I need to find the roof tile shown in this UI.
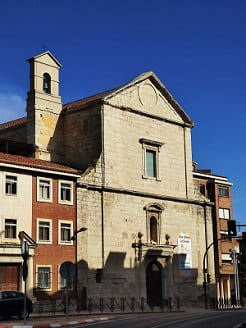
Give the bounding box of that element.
[0,152,80,175]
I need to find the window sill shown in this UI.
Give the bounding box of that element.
[58,201,73,206]
[36,288,52,292]
[142,175,161,182]
[37,240,52,245]
[2,238,18,243]
[37,198,52,203]
[58,241,73,246]
[4,194,19,198]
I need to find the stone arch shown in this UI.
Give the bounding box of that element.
[146,260,163,306]
[43,73,51,94]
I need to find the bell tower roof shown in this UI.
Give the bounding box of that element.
[27,51,62,68]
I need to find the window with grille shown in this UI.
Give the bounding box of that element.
[38,220,51,243]
[4,219,17,239]
[37,267,51,289]
[5,175,17,195]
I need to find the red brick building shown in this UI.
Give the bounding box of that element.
[193,162,236,304]
[0,151,79,303]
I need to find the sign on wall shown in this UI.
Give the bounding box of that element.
[178,233,192,269]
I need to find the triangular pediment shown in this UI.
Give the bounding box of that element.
[103,72,193,126]
[28,51,62,68]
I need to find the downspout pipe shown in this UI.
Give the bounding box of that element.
[101,104,105,268]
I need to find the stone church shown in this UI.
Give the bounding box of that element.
[0,52,215,308]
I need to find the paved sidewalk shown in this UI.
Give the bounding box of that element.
[0,314,118,328]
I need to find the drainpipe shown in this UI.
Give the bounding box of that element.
[101,104,105,268]
[183,126,188,199]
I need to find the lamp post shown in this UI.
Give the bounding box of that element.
[70,227,87,241]
[230,249,240,307]
[21,241,29,325]
[202,238,224,309]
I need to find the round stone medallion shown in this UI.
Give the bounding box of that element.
[138,83,158,108]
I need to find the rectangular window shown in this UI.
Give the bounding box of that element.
[38,220,51,243]
[38,178,52,202]
[200,184,205,196]
[221,253,232,264]
[59,181,73,204]
[146,149,157,178]
[5,175,17,195]
[140,138,163,181]
[37,266,51,289]
[220,230,228,240]
[4,219,17,239]
[219,208,230,219]
[218,186,229,197]
[59,221,73,244]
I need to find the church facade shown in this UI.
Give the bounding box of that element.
[0,52,216,308]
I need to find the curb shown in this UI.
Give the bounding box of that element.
[0,316,115,328]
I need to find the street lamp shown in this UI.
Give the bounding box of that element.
[70,227,87,241]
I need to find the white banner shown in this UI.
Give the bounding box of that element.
[178,233,192,269]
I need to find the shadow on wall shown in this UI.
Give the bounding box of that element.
[47,107,103,170]
[27,250,218,313]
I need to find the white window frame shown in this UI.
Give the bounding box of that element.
[37,177,52,203]
[58,220,73,245]
[4,174,18,196]
[58,180,73,205]
[219,208,230,219]
[218,185,229,197]
[58,265,73,290]
[37,218,52,244]
[140,138,163,181]
[221,253,232,264]
[36,265,52,291]
[3,218,18,241]
[220,230,228,240]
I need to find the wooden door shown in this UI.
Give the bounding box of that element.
[0,264,20,290]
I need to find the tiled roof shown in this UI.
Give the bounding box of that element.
[62,89,114,111]
[0,152,80,176]
[0,90,113,130]
[0,117,27,130]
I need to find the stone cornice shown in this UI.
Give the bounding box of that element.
[103,100,193,128]
[77,182,214,207]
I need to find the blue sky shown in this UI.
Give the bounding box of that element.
[0,0,246,225]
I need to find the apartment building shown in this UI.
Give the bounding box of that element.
[0,151,79,302]
[193,162,235,303]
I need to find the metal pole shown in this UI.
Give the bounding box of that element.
[203,238,222,309]
[65,280,69,320]
[233,251,238,306]
[24,278,27,325]
[235,253,240,306]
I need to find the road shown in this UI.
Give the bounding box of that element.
[0,310,245,328]
[72,310,246,328]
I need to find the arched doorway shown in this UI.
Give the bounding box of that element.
[146,260,162,306]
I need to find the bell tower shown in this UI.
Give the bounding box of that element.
[26,51,63,161]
